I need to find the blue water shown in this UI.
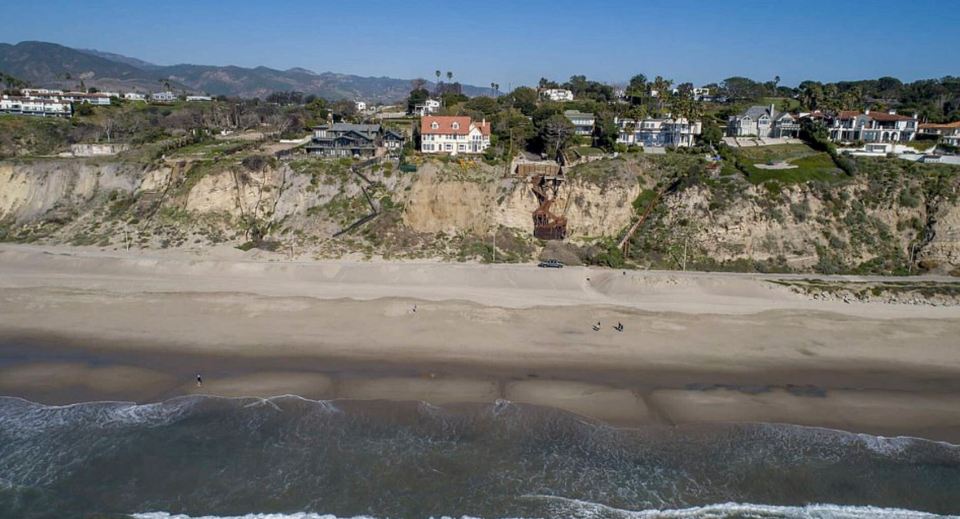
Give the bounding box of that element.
[1,395,958,518]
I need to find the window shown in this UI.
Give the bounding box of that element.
[445,144,452,151]
[458,144,465,151]
[451,122,460,130]
[431,122,439,129]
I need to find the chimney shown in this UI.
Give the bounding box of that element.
[865,109,870,115]
[889,109,897,115]
[770,103,776,118]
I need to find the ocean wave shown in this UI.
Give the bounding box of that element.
[130,501,960,519]
[526,496,959,518]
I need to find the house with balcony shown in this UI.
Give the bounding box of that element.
[564,110,595,136]
[124,92,147,102]
[919,121,960,147]
[616,117,702,148]
[727,104,799,138]
[419,115,491,155]
[824,110,917,143]
[540,88,574,102]
[413,98,441,116]
[151,91,177,103]
[305,123,385,158]
[383,128,405,152]
[0,94,72,117]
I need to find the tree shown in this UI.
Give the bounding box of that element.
[700,120,724,147]
[406,87,429,114]
[537,113,575,157]
[626,74,648,105]
[721,76,761,100]
[446,71,453,83]
[465,96,499,118]
[592,112,619,151]
[651,76,673,114]
[538,77,559,89]
[505,86,539,116]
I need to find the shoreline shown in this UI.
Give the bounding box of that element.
[2,244,960,443]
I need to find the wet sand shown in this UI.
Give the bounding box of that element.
[1,244,960,442]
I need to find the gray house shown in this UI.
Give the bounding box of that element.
[727,104,799,138]
[305,123,384,158]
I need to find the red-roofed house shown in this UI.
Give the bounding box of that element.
[420,115,491,154]
[919,121,960,147]
[823,109,918,143]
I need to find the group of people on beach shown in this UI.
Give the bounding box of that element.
[593,321,624,332]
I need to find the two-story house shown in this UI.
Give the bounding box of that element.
[419,115,491,155]
[616,117,702,148]
[151,91,177,103]
[564,110,595,136]
[413,99,441,116]
[727,104,799,138]
[540,88,574,102]
[825,110,918,143]
[919,121,960,147]
[305,123,385,158]
[0,94,72,117]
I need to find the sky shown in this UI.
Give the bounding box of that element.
[4,0,958,88]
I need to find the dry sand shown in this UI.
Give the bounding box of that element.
[1,244,959,441]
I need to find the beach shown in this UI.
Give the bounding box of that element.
[1,243,960,442]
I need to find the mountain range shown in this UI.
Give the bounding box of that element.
[0,41,491,102]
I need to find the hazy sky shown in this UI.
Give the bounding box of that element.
[5,0,958,88]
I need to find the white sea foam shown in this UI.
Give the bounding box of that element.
[521,495,959,518]
[130,501,960,519]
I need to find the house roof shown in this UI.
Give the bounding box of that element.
[920,121,960,130]
[420,115,490,136]
[866,111,913,121]
[564,110,594,118]
[837,110,913,121]
[313,123,381,133]
[742,105,772,119]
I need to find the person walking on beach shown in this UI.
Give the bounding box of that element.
[196,373,203,387]
[616,322,624,332]
[593,321,601,331]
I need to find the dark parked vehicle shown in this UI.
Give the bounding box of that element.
[538,259,564,268]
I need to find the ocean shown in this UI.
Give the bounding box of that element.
[0,395,958,518]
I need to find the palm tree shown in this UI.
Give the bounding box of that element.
[446,71,453,83]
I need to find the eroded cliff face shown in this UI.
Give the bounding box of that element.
[1,154,958,273]
[0,160,140,223]
[402,161,642,239]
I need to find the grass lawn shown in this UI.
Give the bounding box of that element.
[742,152,842,184]
[572,146,604,157]
[735,143,818,163]
[902,139,939,152]
[731,143,843,185]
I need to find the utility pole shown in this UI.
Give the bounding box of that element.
[492,225,497,263]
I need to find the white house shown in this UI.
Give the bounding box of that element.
[77,93,113,105]
[124,92,147,102]
[692,87,712,102]
[413,98,441,116]
[919,121,960,147]
[151,91,177,103]
[823,110,918,143]
[540,88,574,102]
[186,95,212,102]
[727,104,800,138]
[420,115,491,155]
[355,100,367,112]
[0,94,72,117]
[21,88,64,98]
[564,110,595,136]
[616,117,702,148]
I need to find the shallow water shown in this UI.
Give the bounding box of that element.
[1,395,958,518]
